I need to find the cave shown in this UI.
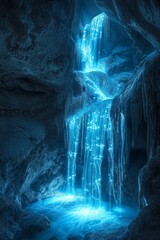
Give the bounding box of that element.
[1,0,160,240]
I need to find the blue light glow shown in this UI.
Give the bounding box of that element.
[66,99,114,206]
[24,12,137,240]
[28,195,136,240]
[66,12,125,208]
[66,13,115,207]
[69,205,110,221]
[83,75,107,101]
[51,194,77,203]
[113,207,126,213]
[79,13,107,72]
[82,101,113,206]
[66,116,81,195]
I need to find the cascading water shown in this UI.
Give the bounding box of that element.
[81,13,106,72]
[66,13,117,207]
[67,99,113,207]
[25,11,138,240]
[82,100,112,207]
[66,116,81,195]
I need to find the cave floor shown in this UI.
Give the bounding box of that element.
[27,193,137,240]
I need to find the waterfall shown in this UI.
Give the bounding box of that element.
[67,99,113,206]
[82,101,112,207]
[80,13,106,72]
[66,115,81,195]
[66,13,117,207]
[107,104,114,206]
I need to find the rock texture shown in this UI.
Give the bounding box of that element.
[0,0,75,199]
[111,52,159,207]
[15,211,50,240]
[0,197,22,240]
[95,0,159,51]
[0,0,75,239]
[94,0,160,239]
[121,155,160,240]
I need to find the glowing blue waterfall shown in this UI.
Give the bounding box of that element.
[67,13,115,207]
[107,106,114,206]
[67,99,113,206]
[82,101,113,206]
[66,116,81,194]
[80,13,106,72]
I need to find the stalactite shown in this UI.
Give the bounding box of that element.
[111,99,129,205]
[142,53,158,160]
[110,60,147,205]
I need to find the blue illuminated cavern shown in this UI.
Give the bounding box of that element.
[1,1,160,240]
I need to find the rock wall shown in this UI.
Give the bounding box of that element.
[111,52,159,207]
[95,0,160,51]
[95,0,160,238]
[0,0,76,239]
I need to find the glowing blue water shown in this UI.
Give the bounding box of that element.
[66,116,81,194]
[28,194,136,240]
[80,13,107,72]
[82,101,112,207]
[107,104,114,206]
[67,13,116,207]
[67,101,115,206]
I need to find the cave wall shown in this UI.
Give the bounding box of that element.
[95,0,160,51]
[94,0,160,239]
[0,0,76,239]
[0,0,76,203]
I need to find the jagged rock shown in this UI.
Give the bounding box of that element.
[110,51,160,206]
[0,0,75,239]
[0,197,22,240]
[84,228,126,240]
[95,0,159,51]
[15,211,50,240]
[121,155,160,240]
[0,0,75,203]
